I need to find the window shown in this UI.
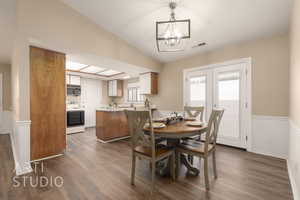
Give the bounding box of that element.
[127,87,144,102]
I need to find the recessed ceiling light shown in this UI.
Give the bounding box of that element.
[66,61,88,71]
[98,69,121,76]
[81,66,106,73]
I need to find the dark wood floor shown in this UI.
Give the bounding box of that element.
[0,129,294,200]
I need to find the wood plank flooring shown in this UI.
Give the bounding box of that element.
[0,129,294,200]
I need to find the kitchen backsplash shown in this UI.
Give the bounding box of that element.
[66,95,81,106]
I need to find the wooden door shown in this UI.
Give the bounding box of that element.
[30,46,66,160]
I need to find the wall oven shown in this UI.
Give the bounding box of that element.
[67,110,85,127]
[67,110,85,134]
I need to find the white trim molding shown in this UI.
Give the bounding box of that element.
[10,120,32,175]
[251,115,289,159]
[288,120,300,200]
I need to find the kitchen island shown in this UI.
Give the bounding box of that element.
[96,109,132,142]
[96,107,157,143]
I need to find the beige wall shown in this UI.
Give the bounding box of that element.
[17,0,161,72]
[12,0,162,121]
[0,64,11,110]
[289,0,300,198]
[101,80,110,105]
[151,33,290,116]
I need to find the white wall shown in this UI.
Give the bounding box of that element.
[289,0,300,199]
[81,78,103,127]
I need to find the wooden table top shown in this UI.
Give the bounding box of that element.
[144,121,207,139]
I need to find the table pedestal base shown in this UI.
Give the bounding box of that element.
[155,138,200,177]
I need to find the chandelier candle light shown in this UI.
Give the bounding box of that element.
[156,1,191,52]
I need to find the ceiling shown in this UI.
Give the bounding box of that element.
[62,0,292,63]
[0,0,16,64]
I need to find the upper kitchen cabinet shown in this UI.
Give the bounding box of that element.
[108,80,123,97]
[139,72,158,95]
[66,74,81,86]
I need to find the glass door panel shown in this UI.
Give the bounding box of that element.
[217,71,240,140]
[185,70,212,121]
[189,76,206,107]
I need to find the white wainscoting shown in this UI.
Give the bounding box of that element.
[252,115,289,159]
[0,111,13,134]
[155,111,289,159]
[10,120,32,175]
[288,120,300,200]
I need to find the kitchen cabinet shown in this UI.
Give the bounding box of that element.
[108,80,123,97]
[70,75,81,85]
[66,74,81,86]
[96,110,129,142]
[139,72,158,95]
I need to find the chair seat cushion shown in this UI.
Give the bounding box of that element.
[179,140,214,154]
[134,145,172,157]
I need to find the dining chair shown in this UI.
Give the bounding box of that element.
[176,108,224,190]
[183,106,205,162]
[125,110,175,195]
[184,106,205,121]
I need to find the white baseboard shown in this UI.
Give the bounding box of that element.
[10,120,32,176]
[97,136,130,143]
[0,111,13,134]
[251,115,289,159]
[288,120,300,200]
[288,159,300,200]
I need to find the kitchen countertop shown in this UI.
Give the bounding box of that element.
[96,107,157,112]
[96,108,135,112]
[67,108,85,111]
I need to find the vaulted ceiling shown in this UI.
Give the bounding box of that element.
[0,0,293,64]
[62,0,292,63]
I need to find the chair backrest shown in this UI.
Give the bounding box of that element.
[184,106,205,121]
[204,109,224,154]
[125,110,155,157]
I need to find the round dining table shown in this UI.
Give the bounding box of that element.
[144,120,207,176]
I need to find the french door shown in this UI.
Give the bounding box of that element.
[184,60,251,149]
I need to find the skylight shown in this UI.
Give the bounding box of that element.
[66,61,88,71]
[81,66,106,73]
[98,69,121,76]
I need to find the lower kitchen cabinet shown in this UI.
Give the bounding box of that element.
[96,110,129,142]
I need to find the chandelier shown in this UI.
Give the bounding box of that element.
[156,1,191,52]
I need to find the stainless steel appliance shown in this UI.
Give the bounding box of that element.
[67,85,81,96]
